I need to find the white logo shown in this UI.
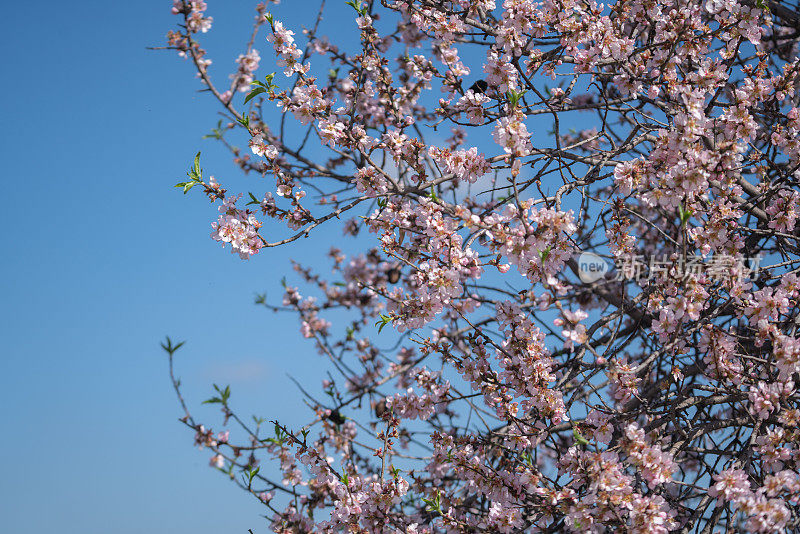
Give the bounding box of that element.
[577,252,609,283]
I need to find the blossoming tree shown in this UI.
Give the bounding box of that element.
[160,0,800,531]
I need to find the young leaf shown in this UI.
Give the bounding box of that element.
[246,466,260,486]
[422,491,442,515]
[678,204,692,226]
[160,337,185,355]
[345,0,366,15]
[191,152,201,177]
[175,181,197,194]
[375,314,392,334]
[572,426,589,446]
[244,86,266,105]
[539,245,552,262]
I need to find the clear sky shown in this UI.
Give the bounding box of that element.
[0,2,346,532]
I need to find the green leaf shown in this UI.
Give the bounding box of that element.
[160,337,185,355]
[506,89,527,108]
[207,384,231,404]
[345,0,366,15]
[202,121,224,140]
[192,152,201,176]
[572,426,589,446]
[678,204,692,226]
[246,466,260,486]
[520,451,534,466]
[176,152,203,194]
[175,181,198,194]
[236,115,250,129]
[374,314,392,334]
[422,491,442,515]
[539,245,552,262]
[244,86,266,105]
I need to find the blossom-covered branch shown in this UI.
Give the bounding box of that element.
[159,0,800,531]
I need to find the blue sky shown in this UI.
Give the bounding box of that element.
[0,2,346,532]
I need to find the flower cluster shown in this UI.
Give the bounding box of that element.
[210,195,264,259]
[428,146,491,183]
[266,21,307,77]
[172,1,213,34]
[386,368,450,421]
[709,467,793,533]
[230,49,260,92]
